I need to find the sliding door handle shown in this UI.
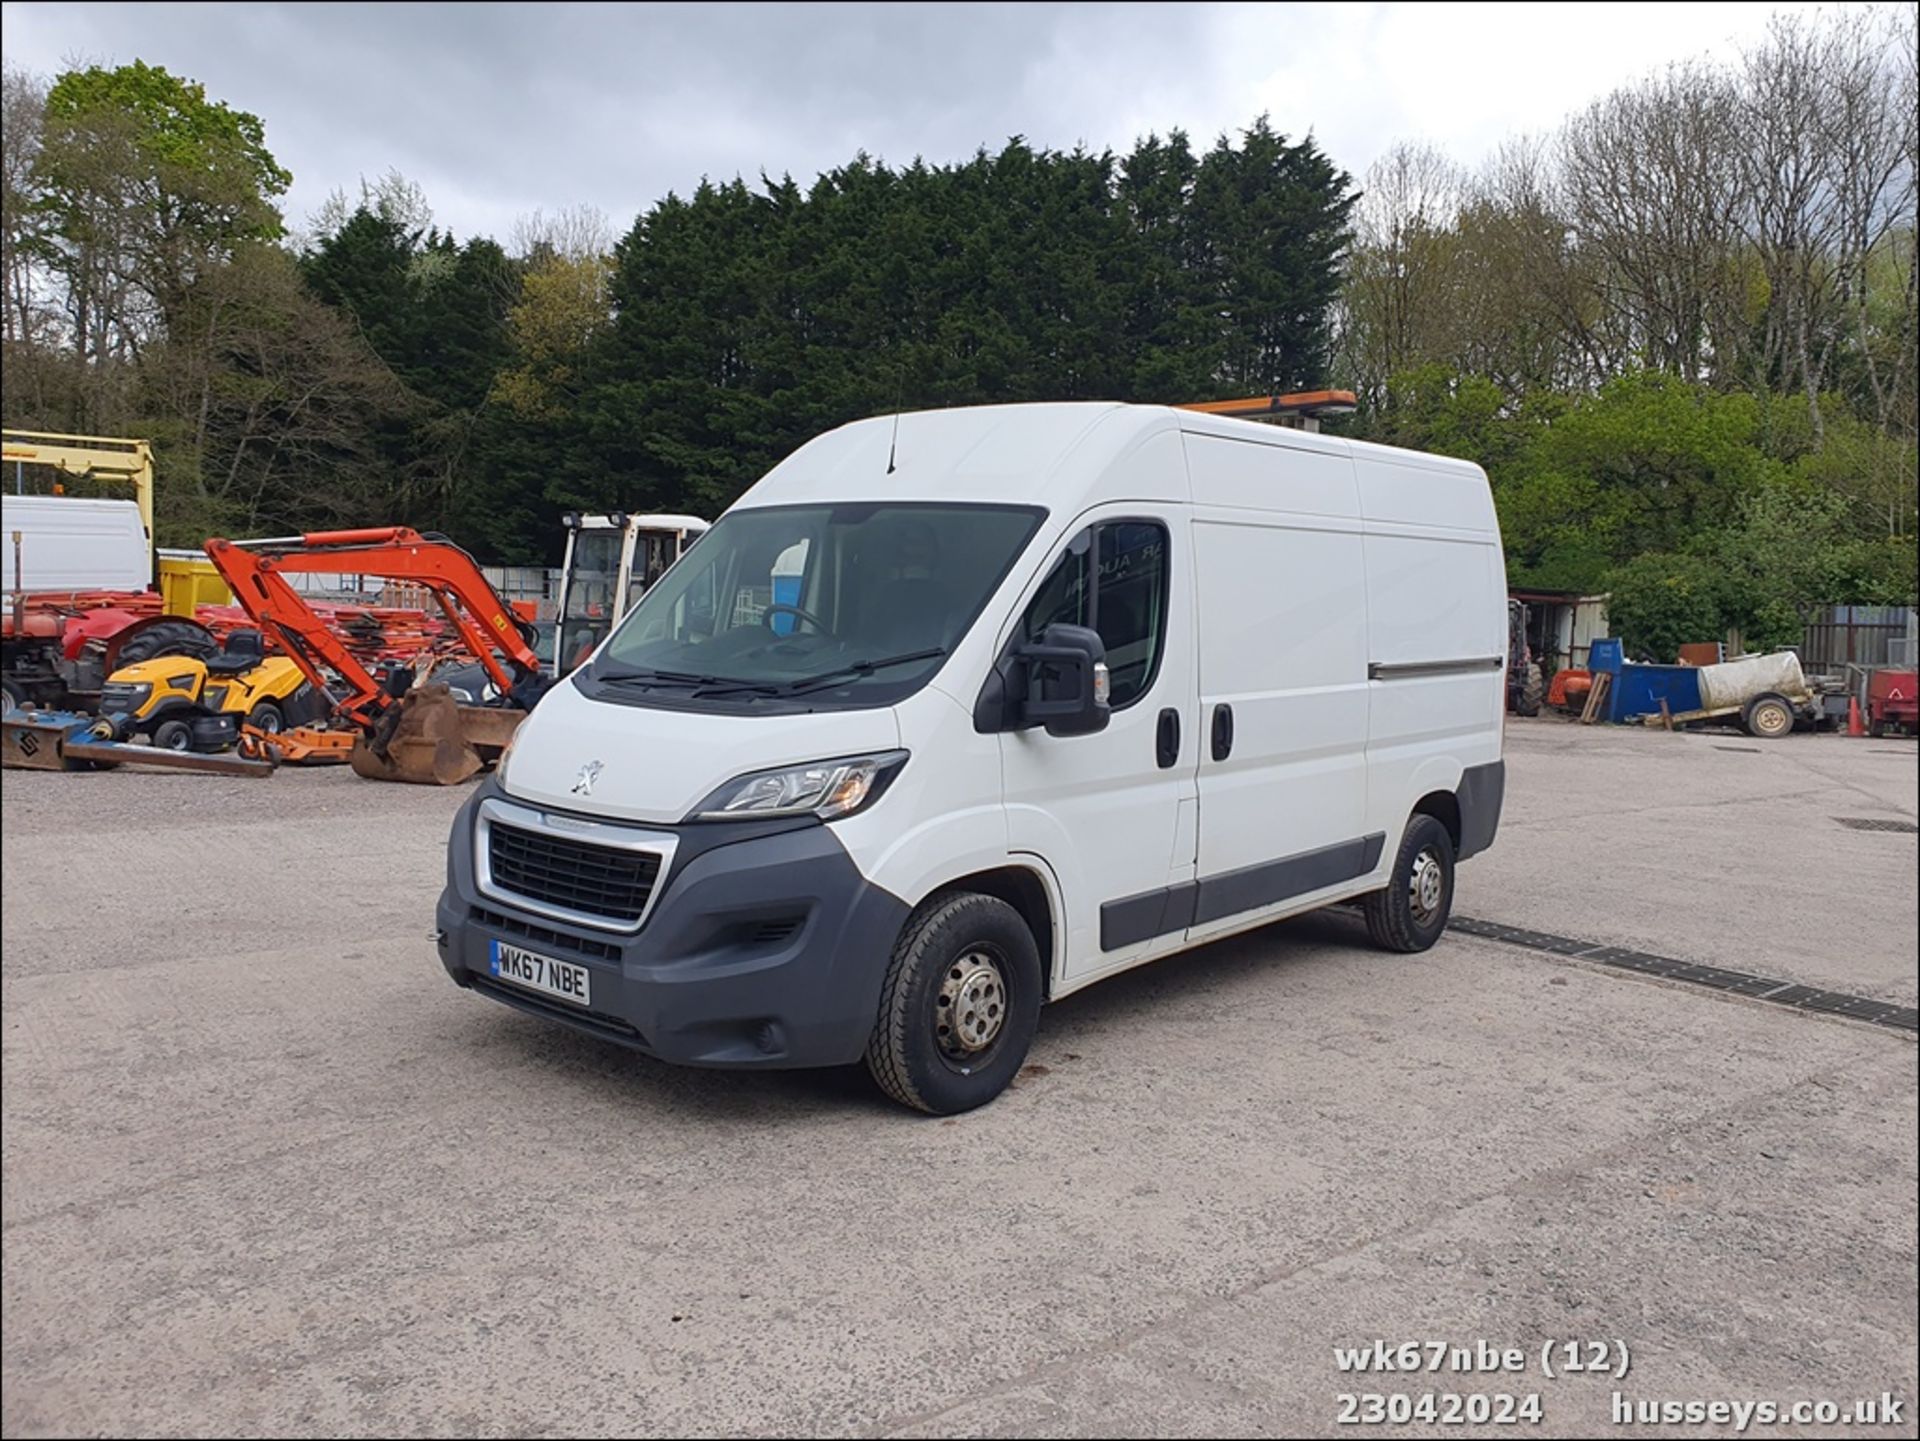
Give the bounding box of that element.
[1210,703,1234,761]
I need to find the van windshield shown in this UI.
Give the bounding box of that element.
[583,502,1045,710]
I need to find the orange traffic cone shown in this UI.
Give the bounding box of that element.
[1847,696,1867,737]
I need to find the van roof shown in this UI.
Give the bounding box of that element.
[740,402,1136,509]
[737,401,1485,511]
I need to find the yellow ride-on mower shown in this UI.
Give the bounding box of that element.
[99,629,330,753]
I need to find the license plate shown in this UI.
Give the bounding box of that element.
[487,940,591,1007]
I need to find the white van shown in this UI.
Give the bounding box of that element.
[1,494,151,594]
[436,403,1508,1113]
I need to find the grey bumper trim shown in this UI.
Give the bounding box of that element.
[1455,759,1505,861]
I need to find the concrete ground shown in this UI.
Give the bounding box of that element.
[2,720,1915,1437]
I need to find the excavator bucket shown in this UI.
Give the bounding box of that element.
[347,683,528,786]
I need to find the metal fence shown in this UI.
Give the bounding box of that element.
[276,565,562,618]
[1799,605,1917,674]
[480,566,558,599]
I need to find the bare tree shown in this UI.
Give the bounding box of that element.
[509,204,613,265]
[1559,59,1745,384]
[143,242,414,538]
[1822,6,1918,441]
[1,63,53,420]
[297,169,435,251]
[1339,142,1466,405]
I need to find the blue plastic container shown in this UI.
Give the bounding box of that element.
[1586,639,1703,722]
[1607,663,1703,723]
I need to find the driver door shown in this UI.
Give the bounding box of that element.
[1000,508,1199,986]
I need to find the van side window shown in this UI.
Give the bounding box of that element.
[1021,520,1169,708]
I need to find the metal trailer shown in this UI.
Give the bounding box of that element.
[1868,668,1917,737]
[1588,640,1817,739]
[2,707,273,776]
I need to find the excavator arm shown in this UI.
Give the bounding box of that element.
[204,527,546,784]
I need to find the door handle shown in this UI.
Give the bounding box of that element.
[1155,708,1180,769]
[1210,703,1234,761]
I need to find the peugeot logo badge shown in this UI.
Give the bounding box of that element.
[571,759,604,796]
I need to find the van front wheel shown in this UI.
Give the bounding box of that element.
[1363,815,1455,953]
[865,892,1041,1115]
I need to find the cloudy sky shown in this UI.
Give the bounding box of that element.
[2,1,1842,242]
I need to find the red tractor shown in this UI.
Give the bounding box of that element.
[1506,599,1544,717]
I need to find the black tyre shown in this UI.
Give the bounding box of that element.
[246,701,285,733]
[1,677,24,712]
[112,620,218,667]
[1362,814,1456,953]
[865,892,1042,1115]
[152,718,195,752]
[1743,692,1794,740]
[1515,663,1544,717]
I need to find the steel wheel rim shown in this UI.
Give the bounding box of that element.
[1409,847,1445,924]
[936,949,1008,1058]
[1753,704,1789,737]
[256,711,282,733]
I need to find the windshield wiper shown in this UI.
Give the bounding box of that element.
[775,647,947,696]
[596,650,946,700]
[690,677,789,698]
[598,666,786,699]
[596,666,729,688]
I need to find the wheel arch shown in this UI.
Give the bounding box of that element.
[1411,788,1463,854]
[1385,754,1467,860]
[919,863,1061,1000]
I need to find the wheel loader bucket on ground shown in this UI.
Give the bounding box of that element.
[348,683,528,786]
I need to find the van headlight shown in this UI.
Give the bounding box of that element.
[688,751,908,822]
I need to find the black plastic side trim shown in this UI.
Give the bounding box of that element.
[1191,833,1385,925]
[1099,881,1198,951]
[1098,832,1386,952]
[1455,760,1505,861]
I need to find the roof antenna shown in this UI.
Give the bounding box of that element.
[885,368,904,474]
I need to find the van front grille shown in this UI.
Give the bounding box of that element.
[487,822,663,924]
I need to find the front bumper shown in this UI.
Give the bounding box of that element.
[436,779,909,1069]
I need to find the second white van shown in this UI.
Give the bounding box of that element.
[436,402,1508,1112]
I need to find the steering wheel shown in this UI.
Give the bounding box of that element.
[762,602,834,637]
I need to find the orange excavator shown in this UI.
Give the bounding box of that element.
[204,527,549,785]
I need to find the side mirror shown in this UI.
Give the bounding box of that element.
[1019,623,1111,736]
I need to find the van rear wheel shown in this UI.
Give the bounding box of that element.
[1363,815,1455,953]
[865,892,1041,1115]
